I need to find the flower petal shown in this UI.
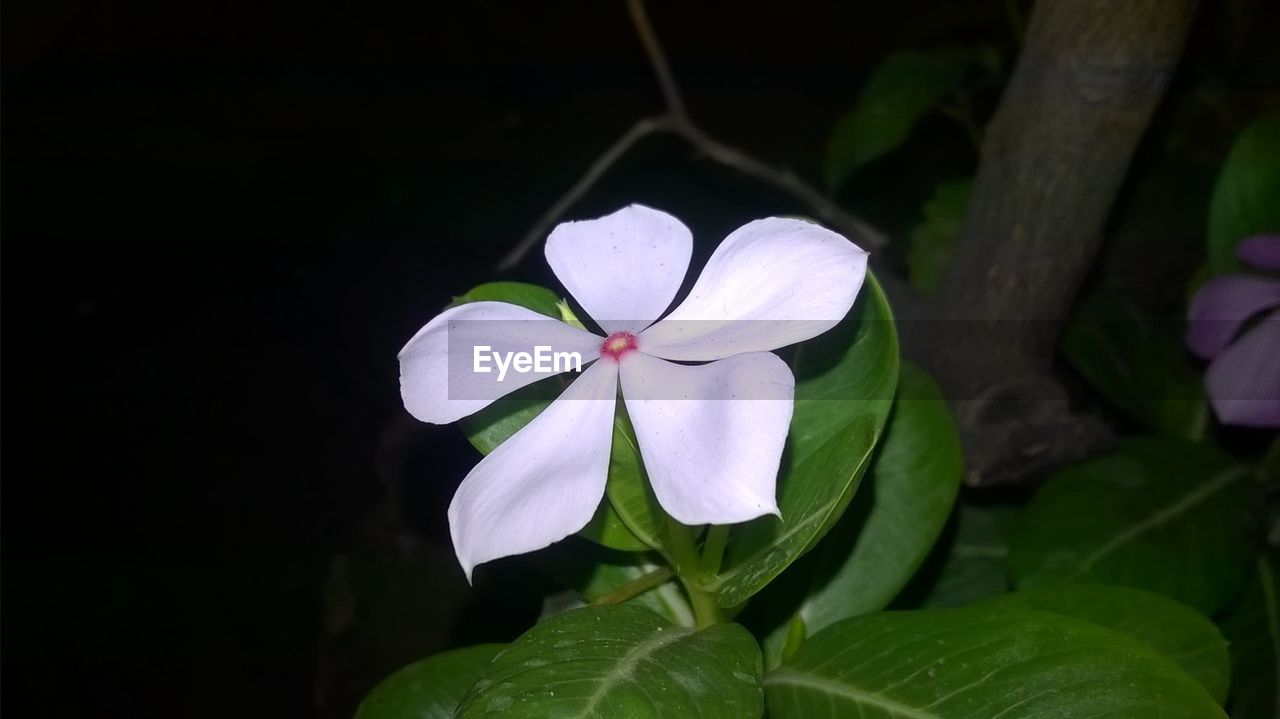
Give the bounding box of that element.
[620,351,794,525]
[638,218,867,361]
[448,360,619,580]
[398,301,602,424]
[1237,234,1280,270]
[1185,275,1280,360]
[545,204,693,334]
[1205,314,1280,428]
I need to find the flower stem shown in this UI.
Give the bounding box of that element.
[700,524,729,576]
[661,516,724,627]
[588,567,675,607]
[682,579,724,629]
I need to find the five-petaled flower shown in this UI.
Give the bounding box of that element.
[399,205,868,578]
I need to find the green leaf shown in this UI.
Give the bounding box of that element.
[1008,436,1253,614]
[824,46,996,191]
[765,608,1224,718]
[456,280,569,456]
[1207,117,1280,274]
[462,378,564,455]
[793,363,962,631]
[1061,288,1208,440]
[979,585,1231,703]
[355,644,503,719]
[714,276,899,607]
[457,605,763,718]
[919,504,1016,608]
[448,281,563,318]
[906,179,971,295]
[1218,555,1280,719]
[451,282,651,553]
[601,406,666,549]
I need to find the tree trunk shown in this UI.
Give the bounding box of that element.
[916,0,1199,484]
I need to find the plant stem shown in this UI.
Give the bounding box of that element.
[700,524,729,576]
[589,567,674,607]
[660,515,724,627]
[661,515,702,577]
[682,579,724,629]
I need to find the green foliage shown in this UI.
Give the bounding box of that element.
[376,254,1263,717]
[1061,288,1208,440]
[355,644,504,719]
[978,585,1231,703]
[462,379,564,455]
[765,608,1223,718]
[907,179,971,294]
[1207,117,1280,274]
[1008,436,1253,614]
[920,504,1017,608]
[534,545,693,626]
[787,363,962,633]
[457,604,763,718]
[449,281,563,318]
[714,277,899,607]
[824,47,997,191]
[600,406,666,550]
[1218,556,1280,719]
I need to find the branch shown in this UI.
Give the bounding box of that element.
[497,117,668,272]
[668,120,889,250]
[495,0,887,272]
[626,0,686,121]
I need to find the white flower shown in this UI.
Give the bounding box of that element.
[399,205,868,578]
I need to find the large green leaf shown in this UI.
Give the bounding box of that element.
[907,179,970,295]
[1218,556,1280,719]
[1008,436,1253,614]
[713,276,899,607]
[919,504,1017,608]
[457,605,763,718]
[1061,288,1207,440]
[824,46,997,191]
[979,584,1231,703]
[765,608,1224,718]
[1207,117,1280,274]
[452,282,652,552]
[355,644,503,719]
[791,363,962,632]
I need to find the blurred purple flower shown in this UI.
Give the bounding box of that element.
[1186,234,1280,428]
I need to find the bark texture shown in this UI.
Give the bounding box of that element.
[914,0,1199,484]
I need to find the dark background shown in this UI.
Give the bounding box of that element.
[2,1,1272,717]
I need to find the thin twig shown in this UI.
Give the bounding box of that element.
[626,0,687,121]
[496,0,889,271]
[496,116,668,272]
[670,120,889,249]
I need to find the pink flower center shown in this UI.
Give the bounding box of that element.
[600,331,639,362]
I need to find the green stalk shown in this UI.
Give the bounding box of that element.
[700,524,730,575]
[589,567,674,607]
[662,516,724,627]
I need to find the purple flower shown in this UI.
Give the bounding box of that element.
[1186,234,1280,428]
